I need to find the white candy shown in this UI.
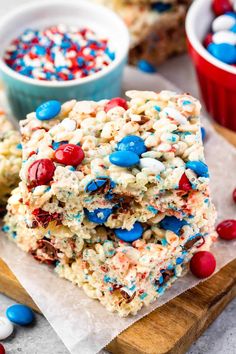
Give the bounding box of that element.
[139,158,165,174]
[60,118,77,131]
[212,30,236,45]
[212,15,235,33]
[0,316,14,340]
[162,107,188,125]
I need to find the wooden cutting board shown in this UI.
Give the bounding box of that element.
[0,123,235,354]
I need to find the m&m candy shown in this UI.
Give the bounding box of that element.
[232,188,236,203]
[6,304,35,326]
[0,344,5,354]
[216,219,236,240]
[54,144,84,166]
[116,135,147,156]
[114,221,143,242]
[28,159,55,187]
[104,98,128,113]
[36,100,61,120]
[186,160,209,178]
[204,2,236,65]
[109,151,140,167]
[85,208,113,224]
[0,317,13,340]
[190,251,216,279]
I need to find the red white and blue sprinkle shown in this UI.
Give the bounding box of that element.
[4,25,115,81]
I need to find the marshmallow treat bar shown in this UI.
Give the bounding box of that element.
[4,91,217,316]
[95,0,192,67]
[0,110,21,207]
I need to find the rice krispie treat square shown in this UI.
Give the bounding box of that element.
[4,91,216,316]
[94,0,192,67]
[0,110,21,207]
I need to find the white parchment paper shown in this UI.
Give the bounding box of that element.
[0,67,235,354]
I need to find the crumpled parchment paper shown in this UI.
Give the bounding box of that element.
[0,67,235,354]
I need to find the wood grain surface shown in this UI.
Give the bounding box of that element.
[0,123,235,354]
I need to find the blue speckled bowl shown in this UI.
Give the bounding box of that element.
[0,0,129,120]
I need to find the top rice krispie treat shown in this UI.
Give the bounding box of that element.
[18,91,213,240]
[0,110,21,206]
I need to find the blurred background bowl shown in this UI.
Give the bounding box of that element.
[186,0,236,131]
[0,0,129,120]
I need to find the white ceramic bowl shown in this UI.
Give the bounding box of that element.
[0,0,130,119]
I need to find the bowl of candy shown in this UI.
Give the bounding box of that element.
[0,0,129,119]
[186,0,236,131]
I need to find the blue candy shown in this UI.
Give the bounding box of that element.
[109,151,139,167]
[160,216,187,235]
[85,177,115,193]
[116,135,147,156]
[114,221,143,242]
[186,160,209,178]
[84,208,112,224]
[52,140,68,150]
[137,60,156,73]
[6,304,35,326]
[207,43,236,64]
[201,127,206,142]
[151,2,172,12]
[36,100,61,120]
[230,24,236,33]
[225,12,236,19]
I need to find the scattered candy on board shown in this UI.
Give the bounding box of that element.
[4,25,115,81]
[0,317,13,340]
[216,219,236,240]
[204,1,236,65]
[6,304,35,326]
[0,343,5,354]
[190,251,216,279]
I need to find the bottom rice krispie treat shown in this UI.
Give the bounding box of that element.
[0,110,21,208]
[4,90,216,316]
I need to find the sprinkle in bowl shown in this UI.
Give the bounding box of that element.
[186,0,236,131]
[0,0,129,119]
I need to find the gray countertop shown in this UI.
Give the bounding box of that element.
[0,1,235,353]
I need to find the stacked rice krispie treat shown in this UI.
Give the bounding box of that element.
[4,90,216,316]
[94,0,192,67]
[0,110,21,208]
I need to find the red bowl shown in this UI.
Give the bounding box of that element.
[186,0,236,131]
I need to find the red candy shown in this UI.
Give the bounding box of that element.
[190,251,216,279]
[0,344,5,354]
[28,159,55,187]
[216,219,236,240]
[232,188,236,203]
[203,33,213,48]
[54,144,84,166]
[212,0,233,16]
[104,98,128,113]
[179,173,192,191]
